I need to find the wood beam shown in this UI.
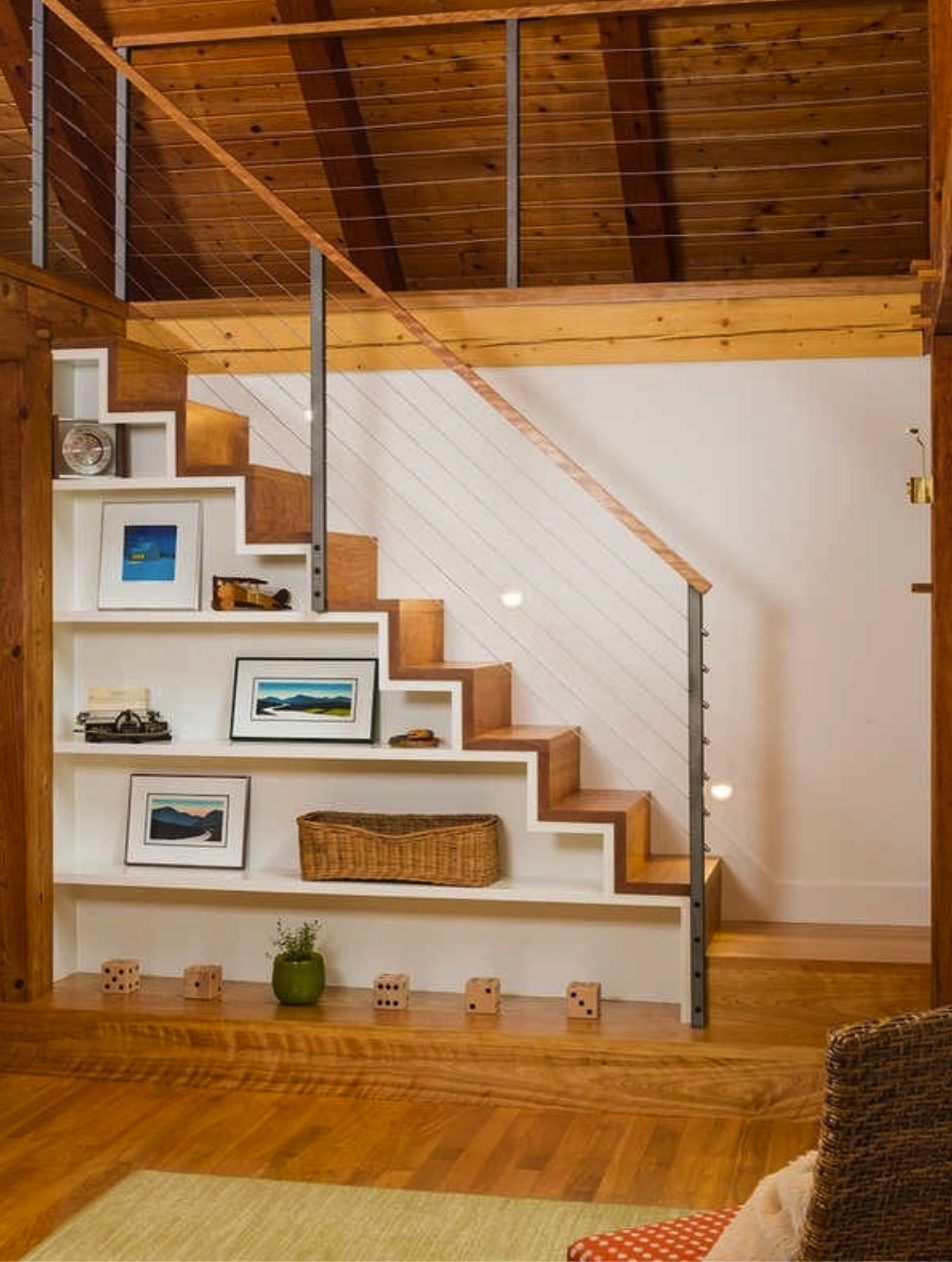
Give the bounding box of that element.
[128,278,922,372]
[933,333,952,1007]
[597,13,674,283]
[276,0,405,293]
[0,346,53,1003]
[0,0,116,292]
[113,0,847,51]
[930,0,952,273]
[925,0,952,336]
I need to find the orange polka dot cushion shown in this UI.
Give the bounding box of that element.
[566,1206,739,1262]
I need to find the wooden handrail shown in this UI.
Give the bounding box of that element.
[115,0,809,50]
[46,0,711,595]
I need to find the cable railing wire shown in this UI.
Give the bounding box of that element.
[327,420,692,804]
[319,336,690,700]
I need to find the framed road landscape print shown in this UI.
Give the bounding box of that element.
[125,774,250,869]
[230,657,378,743]
[98,500,202,610]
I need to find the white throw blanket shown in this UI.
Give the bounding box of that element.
[704,1149,817,1261]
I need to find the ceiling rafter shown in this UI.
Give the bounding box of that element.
[0,0,115,290]
[114,0,838,52]
[275,0,405,292]
[596,12,674,282]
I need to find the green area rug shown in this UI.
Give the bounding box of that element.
[26,1170,686,1261]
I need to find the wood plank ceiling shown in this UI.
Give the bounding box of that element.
[0,0,930,301]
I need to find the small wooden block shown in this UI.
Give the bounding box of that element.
[373,972,409,1009]
[183,963,223,1000]
[464,976,500,1014]
[100,958,141,994]
[566,980,601,1020]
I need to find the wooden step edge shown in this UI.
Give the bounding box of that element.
[616,854,722,899]
[469,725,581,811]
[181,399,250,476]
[391,662,512,742]
[245,465,311,545]
[708,920,930,966]
[326,533,379,608]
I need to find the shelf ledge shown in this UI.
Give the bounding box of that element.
[53,866,685,908]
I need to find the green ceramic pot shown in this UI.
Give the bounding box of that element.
[271,952,326,1005]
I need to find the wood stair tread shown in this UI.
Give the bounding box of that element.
[469,724,580,745]
[397,662,513,675]
[619,854,721,896]
[709,921,930,965]
[549,788,651,812]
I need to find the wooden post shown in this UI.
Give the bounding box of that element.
[933,334,952,1006]
[0,348,53,1002]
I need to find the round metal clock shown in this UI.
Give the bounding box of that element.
[60,423,116,476]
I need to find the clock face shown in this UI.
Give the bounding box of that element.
[61,424,115,476]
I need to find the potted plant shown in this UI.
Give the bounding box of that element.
[269,917,325,1006]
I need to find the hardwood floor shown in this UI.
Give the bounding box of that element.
[0,928,929,1259]
[0,1071,819,1261]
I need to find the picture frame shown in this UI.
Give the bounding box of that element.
[125,774,250,869]
[98,500,202,610]
[230,657,378,743]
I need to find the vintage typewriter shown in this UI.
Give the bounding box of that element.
[74,707,172,743]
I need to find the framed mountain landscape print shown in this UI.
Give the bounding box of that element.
[229,657,378,743]
[125,774,250,869]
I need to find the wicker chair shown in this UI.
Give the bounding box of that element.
[567,1003,952,1262]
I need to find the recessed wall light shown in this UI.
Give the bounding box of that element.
[500,590,524,609]
[710,781,734,802]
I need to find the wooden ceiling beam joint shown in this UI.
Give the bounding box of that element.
[275,0,404,292]
[596,11,674,283]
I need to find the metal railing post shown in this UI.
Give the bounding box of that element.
[114,48,130,300]
[505,18,520,288]
[310,244,328,613]
[30,0,47,268]
[687,584,707,1027]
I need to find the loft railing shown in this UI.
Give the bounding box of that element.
[20,0,712,1024]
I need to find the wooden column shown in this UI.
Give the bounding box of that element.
[933,333,952,1006]
[0,347,53,1002]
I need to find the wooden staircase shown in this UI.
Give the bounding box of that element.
[75,332,722,908]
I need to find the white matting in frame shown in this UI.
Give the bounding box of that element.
[125,774,250,869]
[98,500,202,609]
[230,657,378,743]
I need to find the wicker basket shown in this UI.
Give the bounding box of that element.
[297,811,500,886]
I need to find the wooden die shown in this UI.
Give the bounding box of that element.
[373,972,410,1009]
[566,980,601,1020]
[182,963,223,1000]
[100,958,141,994]
[464,976,500,1014]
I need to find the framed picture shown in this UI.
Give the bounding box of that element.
[125,774,250,869]
[99,500,202,610]
[230,657,378,743]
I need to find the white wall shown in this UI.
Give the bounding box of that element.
[189,355,932,926]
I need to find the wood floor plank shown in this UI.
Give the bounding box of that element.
[0,1067,818,1257]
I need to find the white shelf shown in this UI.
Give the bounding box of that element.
[53,737,531,764]
[53,475,242,494]
[53,865,679,908]
[56,609,328,625]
